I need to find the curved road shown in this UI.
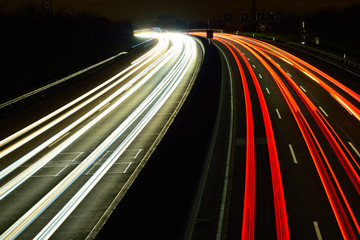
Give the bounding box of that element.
[190,32,360,240]
[0,32,203,239]
[1,30,360,240]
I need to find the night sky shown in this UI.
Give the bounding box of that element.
[2,0,358,21]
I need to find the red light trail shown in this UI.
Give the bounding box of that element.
[190,31,360,239]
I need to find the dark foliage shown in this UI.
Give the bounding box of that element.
[0,9,135,102]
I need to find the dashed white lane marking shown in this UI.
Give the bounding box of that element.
[300,86,307,92]
[252,64,256,69]
[348,142,360,158]
[266,88,270,94]
[287,72,292,77]
[123,162,133,173]
[134,149,143,158]
[318,106,328,117]
[55,165,68,176]
[275,108,282,119]
[58,152,84,161]
[288,144,298,164]
[258,73,263,79]
[313,221,323,240]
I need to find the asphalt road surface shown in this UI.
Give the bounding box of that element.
[190,32,360,240]
[0,32,203,239]
[1,31,360,240]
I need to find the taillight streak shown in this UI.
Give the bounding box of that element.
[217,39,256,240]
[229,36,360,238]
[230,35,360,122]
[217,36,290,240]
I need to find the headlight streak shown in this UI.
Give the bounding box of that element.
[33,34,196,240]
[0,33,198,239]
[0,36,168,159]
[0,34,177,199]
[215,36,290,240]
[224,34,360,239]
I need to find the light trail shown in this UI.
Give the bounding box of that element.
[217,39,256,239]
[214,43,234,240]
[33,33,197,240]
[0,35,168,159]
[0,33,200,239]
[228,35,360,186]
[226,34,360,239]
[217,36,290,240]
[230,34,360,122]
[0,34,179,199]
[189,31,360,239]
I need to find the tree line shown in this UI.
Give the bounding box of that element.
[0,6,135,102]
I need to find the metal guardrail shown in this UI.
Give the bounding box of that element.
[0,51,127,109]
[287,42,360,71]
[238,32,360,72]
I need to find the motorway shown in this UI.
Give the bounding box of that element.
[189,32,360,240]
[1,30,360,240]
[0,32,203,239]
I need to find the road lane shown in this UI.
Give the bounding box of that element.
[188,32,360,239]
[227,33,360,239]
[0,32,203,239]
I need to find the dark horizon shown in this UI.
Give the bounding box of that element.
[1,0,359,22]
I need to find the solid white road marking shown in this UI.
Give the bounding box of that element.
[318,106,328,117]
[313,221,323,240]
[348,142,360,158]
[216,46,234,240]
[275,108,282,119]
[266,88,270,94]
[288,144,298,164]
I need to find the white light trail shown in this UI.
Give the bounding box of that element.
[0,33,176,198]
[0,35,168,159]
[0,33,199,239]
